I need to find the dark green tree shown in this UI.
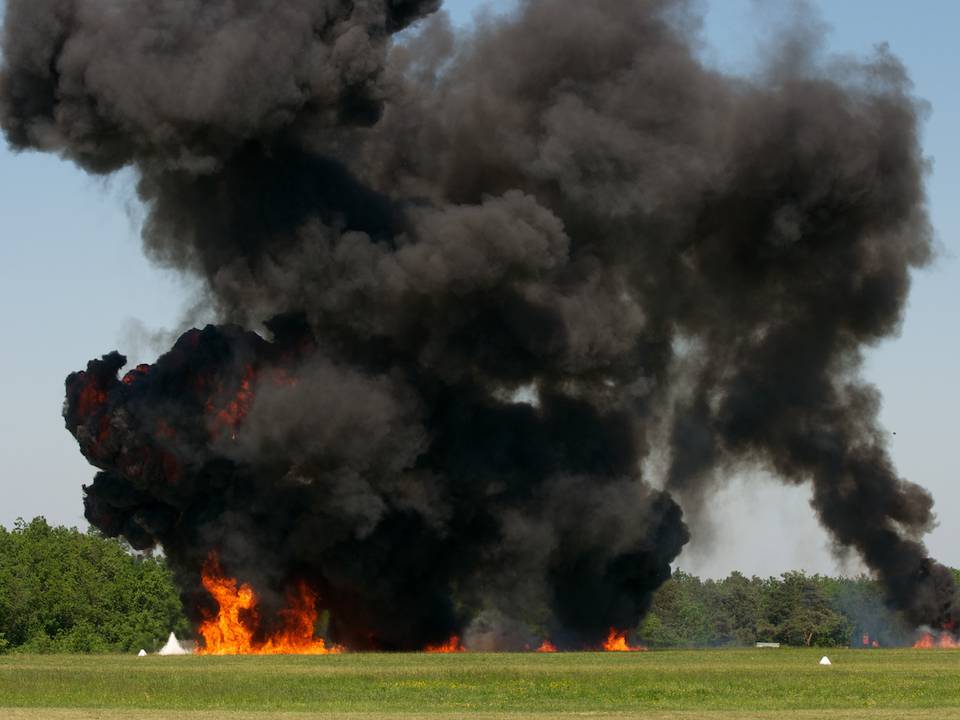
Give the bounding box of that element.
[710,572,762,646]
[757,572,849,646]
[0,517,189,653]
[638,570,715,647]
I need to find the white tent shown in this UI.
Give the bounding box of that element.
[819,656,832,666]
[158,632,189,656]
[137,649,147,657]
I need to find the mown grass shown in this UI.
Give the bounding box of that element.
[1,649,958,718]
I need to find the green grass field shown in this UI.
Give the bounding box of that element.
[1,649,959,719]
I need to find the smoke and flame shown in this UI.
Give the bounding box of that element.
[537,640,557,653]
[913,630,960,649]
[197,555,340,655]
[37,0,955,651]
[602,629,646,652]
[424,636,466,653]
[205,365,256,440]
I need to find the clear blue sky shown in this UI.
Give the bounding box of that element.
[1,1,956,577]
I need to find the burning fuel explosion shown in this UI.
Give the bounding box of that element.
[197,553,342,655]
[2,0,957,651]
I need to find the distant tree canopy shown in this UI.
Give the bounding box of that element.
[0,517,189,654]
[638,569,918,649]
[0,518,944,653]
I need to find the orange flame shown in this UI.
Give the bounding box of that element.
[203,366,298,440]
[122,364,151,385]
[75,380,107,417]
[424,635,465,653]
[536,640,557,653]
[206,365,257,439]
[913,631,960,649]
[602,628,646,652]
[197,555,340,655]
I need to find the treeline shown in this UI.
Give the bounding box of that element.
[0,517,188,653]
[1,518,955,653]
[637,568,960,649]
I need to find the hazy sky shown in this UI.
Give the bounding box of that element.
[1,0,956,578]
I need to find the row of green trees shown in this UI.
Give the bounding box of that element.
[0,517,188,653]
[1,517,953,652]
[637,568,960,648]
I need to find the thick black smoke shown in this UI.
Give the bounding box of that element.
[4,0,955,646]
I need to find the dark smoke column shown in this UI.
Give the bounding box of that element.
[4,0,955,645]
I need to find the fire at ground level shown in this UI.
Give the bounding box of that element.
[196,552,649,654]
[194,551,958,655]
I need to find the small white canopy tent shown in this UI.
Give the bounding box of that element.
[158,632,188,656]
[137,649,147,657]
[819,656,832,666]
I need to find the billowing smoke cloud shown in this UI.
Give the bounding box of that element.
[3,0,954,647]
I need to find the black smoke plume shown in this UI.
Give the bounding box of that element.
[3,0,955,647]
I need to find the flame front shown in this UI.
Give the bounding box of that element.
[602,628,646,652]
[197,555,340,655]
[536,640,557,653]
[913,630,960,649]
[424,635,465,653]
[205,365,256,440]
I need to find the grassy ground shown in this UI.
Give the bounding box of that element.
[1,649,959,719]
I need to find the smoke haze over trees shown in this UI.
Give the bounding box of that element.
[1,0,956,648]
[637,569,947,649]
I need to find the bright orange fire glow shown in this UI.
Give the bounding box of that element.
[197,555,340,655]
[203,366,298,440]
[76,381,107,417]
[122,363,151,385]
[424,635,465,653]
[913,631,960,649]
[206,365,257,439]
[536,640,557,653]
[602,628,646,652]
